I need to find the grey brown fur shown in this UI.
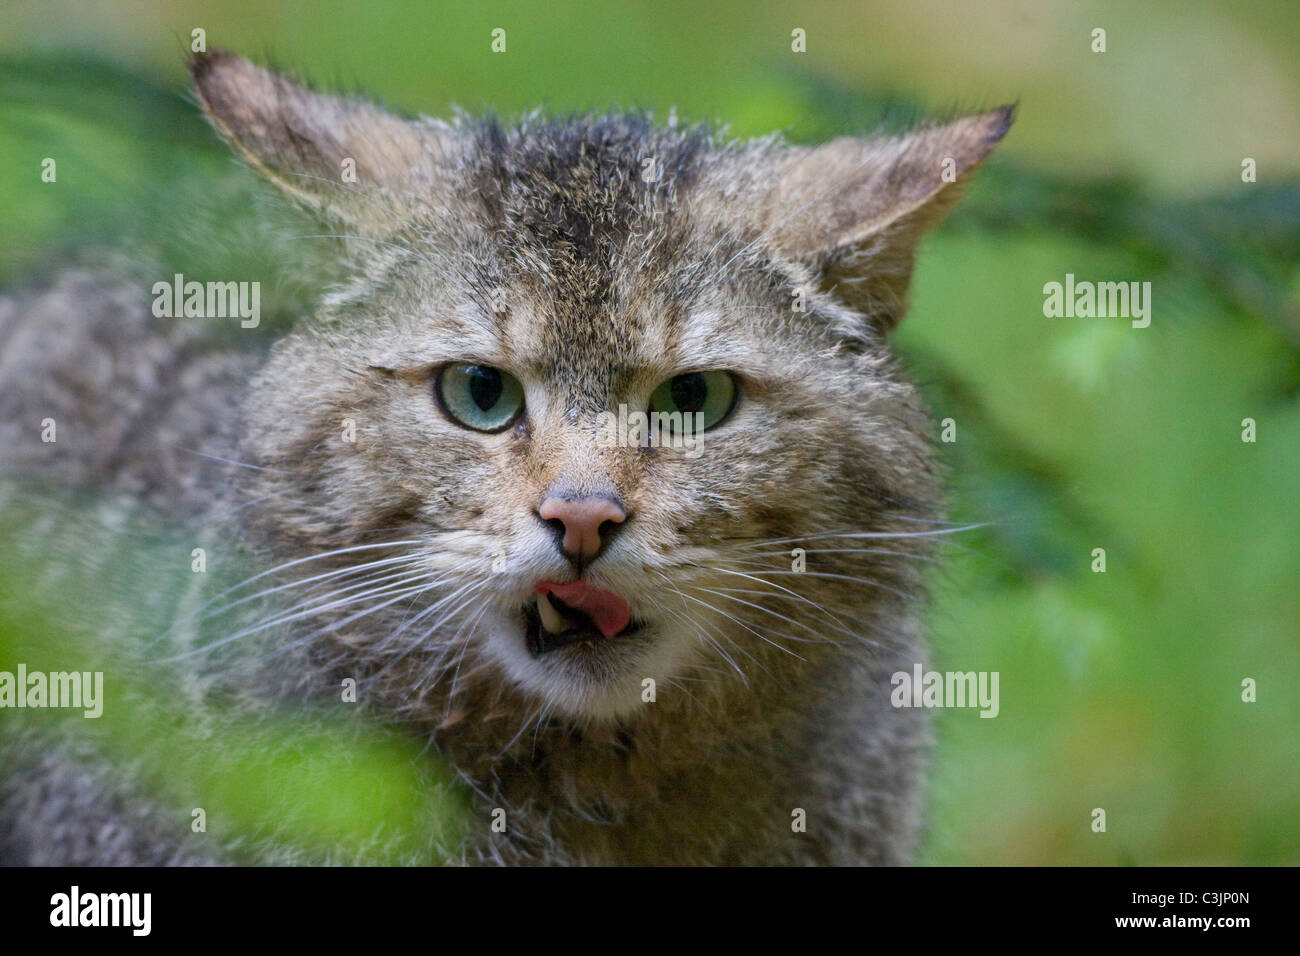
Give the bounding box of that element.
[0,51,1010,865]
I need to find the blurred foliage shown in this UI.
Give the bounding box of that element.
[0,492,471,863]
[0,0,1297,864]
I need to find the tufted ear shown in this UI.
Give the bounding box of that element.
[190,49,455,232]
[758,106,1013,331]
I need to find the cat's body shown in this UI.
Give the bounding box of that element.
[0,52,1009,865]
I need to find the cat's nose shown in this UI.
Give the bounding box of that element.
[537,494,627,566]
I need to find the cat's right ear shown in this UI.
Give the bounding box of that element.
[190,50,451,231]
[750,107,1013,334]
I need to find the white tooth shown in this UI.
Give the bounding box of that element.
[537,592,570,634]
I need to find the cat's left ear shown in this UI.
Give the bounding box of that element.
[757,107,1013,332]
[190,49,454,232]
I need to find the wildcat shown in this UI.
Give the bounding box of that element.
[0,50,1010,865]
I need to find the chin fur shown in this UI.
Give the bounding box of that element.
[484,612,693,723]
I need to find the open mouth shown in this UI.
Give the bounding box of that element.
[525,580,640,656]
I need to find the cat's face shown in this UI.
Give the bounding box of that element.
[248,199,919,719]
[199,51,1009,722]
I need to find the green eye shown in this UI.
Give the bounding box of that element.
[435,364,525,433]
[648,371,737,433]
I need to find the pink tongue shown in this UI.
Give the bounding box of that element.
[537,581,631,639]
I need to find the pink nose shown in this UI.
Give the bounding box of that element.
[538,495,627,562]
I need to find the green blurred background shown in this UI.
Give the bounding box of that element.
[1,0,1296,864]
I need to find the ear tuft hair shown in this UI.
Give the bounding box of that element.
[758,106,1015,331]
[189,49,452,231]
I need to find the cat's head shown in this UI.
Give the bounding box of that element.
[192,51,1010,722]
